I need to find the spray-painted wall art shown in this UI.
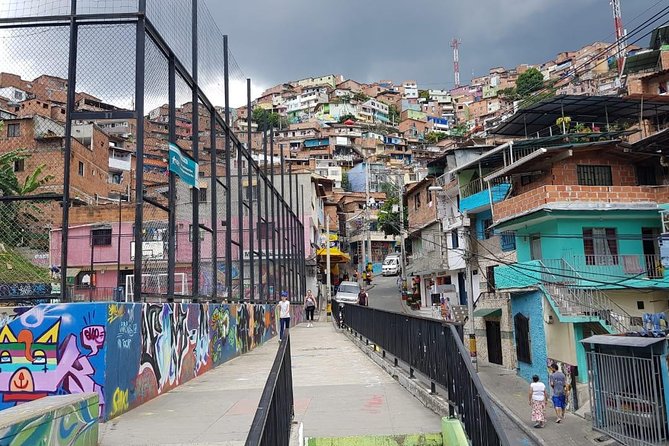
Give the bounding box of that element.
[0,301,304,421]
[0,304,107,417]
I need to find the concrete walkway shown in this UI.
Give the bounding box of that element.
[99,316,442,445]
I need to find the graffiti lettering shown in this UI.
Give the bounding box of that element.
[81,325,105,356]
[111,388,129,418]
[108,304,125,324]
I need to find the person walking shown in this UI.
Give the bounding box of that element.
[304,289,317,327]
[550,363,567,423]
[278,291,291,339]
[529,374,548,428]
[357,286,368,306]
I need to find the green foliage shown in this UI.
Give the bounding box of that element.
[353,92,369,103]
[251,107,284,128]
[418,90,430,100]
[516,68,544,97]
[377,196,407,237]
[556,116,572,134]
[388,104,400,124]
[448,123,468,137]
[0,122,55,255]
[425,131,447,144]
[338,114,357,124]
[498,87,519,100]
[341,172,351,191]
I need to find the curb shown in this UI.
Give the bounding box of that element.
[485,390,545,446]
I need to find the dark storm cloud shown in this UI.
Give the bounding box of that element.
[205,0,663,92]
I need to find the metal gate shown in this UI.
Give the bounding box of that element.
[587,351,667,446]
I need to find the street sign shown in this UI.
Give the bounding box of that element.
[169,142,199,188]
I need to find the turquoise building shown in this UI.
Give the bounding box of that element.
[490,140,669,385]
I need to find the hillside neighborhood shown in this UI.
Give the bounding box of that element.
[2,13,669,444]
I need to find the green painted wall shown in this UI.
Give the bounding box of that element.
[513,212,661,263]
[306,433,443,446]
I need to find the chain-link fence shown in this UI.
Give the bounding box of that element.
[0,0,306,304]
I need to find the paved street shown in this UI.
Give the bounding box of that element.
[366,274,405,313]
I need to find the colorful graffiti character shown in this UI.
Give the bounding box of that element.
[0,319,105,415]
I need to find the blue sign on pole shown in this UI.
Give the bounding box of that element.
[168,142,199,188]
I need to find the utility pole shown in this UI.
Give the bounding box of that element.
[325,209,331,307]
[463,222,477,371]
[397,174,407,294]
[365,156,372,266]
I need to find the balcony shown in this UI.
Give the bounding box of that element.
[109,156,132,172]
[493,185,669,223]
[459,177,511,213]
[495,255,666,291]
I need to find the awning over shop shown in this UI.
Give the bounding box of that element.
[473,308,502,318]
[316,247,351,264]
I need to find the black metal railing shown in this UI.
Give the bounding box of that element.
[333,301,509,446]
[245,332,294,446]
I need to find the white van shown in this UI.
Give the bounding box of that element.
[382,255,400,276]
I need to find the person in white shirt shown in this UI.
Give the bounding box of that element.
[278,291,291,339]
[528,374,548,428]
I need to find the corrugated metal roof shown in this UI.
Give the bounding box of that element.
[580,334,666,347]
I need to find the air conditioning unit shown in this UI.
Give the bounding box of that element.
[462,217,471,227]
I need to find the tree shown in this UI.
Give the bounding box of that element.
[377,196,407,236]
[418,90,430,100]
[388,104,400,125]
[0,123,55,252]
[353,92,369,103]
[338,114,357,124]
[425,131,447,144]
[516,68,544,97]
[341,172,351,191]
[251,107,283,128]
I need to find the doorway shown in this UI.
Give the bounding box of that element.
[642,228,660,278]
[457,272,467,305]
[530,234,542,260]
[486,320,503,365]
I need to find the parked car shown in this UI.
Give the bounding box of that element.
[334,281,361,304]
[382,255,400,276]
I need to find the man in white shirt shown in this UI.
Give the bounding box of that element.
[278,291,291,339]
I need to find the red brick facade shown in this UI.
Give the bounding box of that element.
[407,180,438,231]
[494,185,669,222]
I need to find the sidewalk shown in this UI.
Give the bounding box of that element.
[477,363,611,446]
[99,316,442,444]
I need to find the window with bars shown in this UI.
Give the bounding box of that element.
[258,222,274,240]
[577,165,612,186]
[514,313,531,364]
[583,227,618,265]
[91,228,112,246]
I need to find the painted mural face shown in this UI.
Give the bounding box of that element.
[0,315,105,415]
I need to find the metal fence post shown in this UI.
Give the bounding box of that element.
[132,0,147,302]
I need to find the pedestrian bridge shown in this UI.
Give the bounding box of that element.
[98,305,508,446]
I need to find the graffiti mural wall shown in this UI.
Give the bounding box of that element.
[0,301,303,421]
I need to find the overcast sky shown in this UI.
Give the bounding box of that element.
[206,0,664,104]
[0,0,665,109]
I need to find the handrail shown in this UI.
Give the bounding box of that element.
[245,333,294,446]
[333,301,509,446]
